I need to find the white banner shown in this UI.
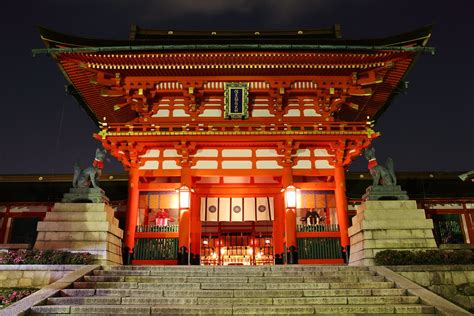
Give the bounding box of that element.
[202,197,219,222]
[231,198,243,222]
[200,197,274,222]
[256,197,272,221]
[243,197,256,221]
[219,198,231,222]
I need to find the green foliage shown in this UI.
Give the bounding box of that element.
[0,249,94,265]
[374,249,474,265]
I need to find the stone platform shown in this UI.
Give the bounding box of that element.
[34,203,123,265]
[348,200,437,266]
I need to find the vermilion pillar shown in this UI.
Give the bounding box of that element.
[190,193,201,265]
[124,166,139,265]
[334,164,350,262]
[285,206,297,264]
[178,207,190,265]
[273,194,285,264]
[282,166,298,264]
[178,166,192,265]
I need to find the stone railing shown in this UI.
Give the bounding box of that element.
[387,265,474,312]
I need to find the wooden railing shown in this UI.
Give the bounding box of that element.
[297,237,342,260]
[134,237,178,260]
[102,121,369,135]
[136,224,179,233]
[297,224,339,232]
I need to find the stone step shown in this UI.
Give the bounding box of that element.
[302,289,372,297]
[94,269,151,276]
[162,289,235,298]
[30,304,234,315]
[138,282,201,290]
[232,289,304,298]
[75,281,204,290]
[329,281,395,289]
[48,296,198,305]
[61,289,97,297]
[264,281,395,290]
[100,265,369,272]
[261,270,375,277]
[84,275,126,282]
[233,304,435,315]
[63,289,413,298]
[94,269,375,278]
[303,288,406,297]
[73,281,139,289]
[48,296,122,305]
[200,282,266,290]
[73,280,392,290]
[305,275,385,282]
[30,305,151,315]
[273,296,419,305]
[60,287,409,299]
[87,273,382,284]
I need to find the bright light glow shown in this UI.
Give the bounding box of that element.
[285,185,297,208]
[220,247,226,255]
[265,239,271,244]
[247,248,253,255]
[179,185,191,209]
[203,240,208,245]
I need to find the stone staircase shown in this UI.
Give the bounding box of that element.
[30,265,437,315]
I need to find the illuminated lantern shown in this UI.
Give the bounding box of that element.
[178,185,191,209]
[285,185,297,209]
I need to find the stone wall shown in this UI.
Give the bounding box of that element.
[0,265,84,288]
[388,265,474,312]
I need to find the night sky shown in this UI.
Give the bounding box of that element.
[1,0,473,175]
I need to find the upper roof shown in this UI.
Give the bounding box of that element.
[38,24,432,48]
[36,25,433,125]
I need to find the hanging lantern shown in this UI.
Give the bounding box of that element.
[285,185,297,209]
[178,185,191,209]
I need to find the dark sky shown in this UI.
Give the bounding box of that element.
[1,0,473,175]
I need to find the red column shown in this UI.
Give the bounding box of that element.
[178,208,190,265]
[178,166,192,265]
[124,166,139,265]
[282,166,298,264]
[462,202,474,244]
[273,194,285,264]
[190,193,201,265]
[334,164,350,261]
[285,206,298,264]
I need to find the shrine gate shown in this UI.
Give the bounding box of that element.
[36,25,433,265]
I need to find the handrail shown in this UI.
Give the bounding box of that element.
[99,121,372,136]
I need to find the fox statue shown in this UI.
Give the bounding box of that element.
[73,148,107,189]
[364,147,397,187]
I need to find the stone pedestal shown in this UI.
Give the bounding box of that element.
[34,203,123,265]
[348,200,437,266]
[362,185,409,201]
[62,188,109,204]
